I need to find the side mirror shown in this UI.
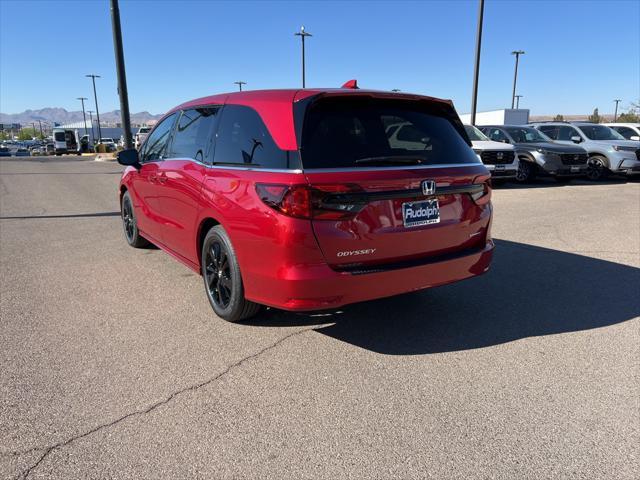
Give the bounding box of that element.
[570,135,582,143]
[117,148,140,168]
[630,135,640,141]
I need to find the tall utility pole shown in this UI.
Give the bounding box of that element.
[515,94,523,109]
[234,81,247,91]
[613,99,621,121]
[38,120,43,138]
[470,0,485,126]
[87,110,95,144]
[77,97,88,136]
[510,50,525,109]
[110,0,133,149]
[31,122,36,138]
[86,74,102,142]
[294,26,312,88]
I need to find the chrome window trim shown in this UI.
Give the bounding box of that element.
[162,156,303,174]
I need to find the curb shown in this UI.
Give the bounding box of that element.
[95,154,117,162]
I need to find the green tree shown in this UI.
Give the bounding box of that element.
[17,128,40,140]
[588,108,601,123]
[617,111,640,122]
[553,114,564,121]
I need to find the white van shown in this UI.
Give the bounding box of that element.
[52,128,80,156]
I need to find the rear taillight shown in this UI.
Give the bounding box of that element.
[256,183,365,220]
[471,174,492,205]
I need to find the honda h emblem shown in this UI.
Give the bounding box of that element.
[421,180,436,196]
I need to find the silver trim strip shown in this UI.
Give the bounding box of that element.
[159,157,481,175]
[301,163,483,173]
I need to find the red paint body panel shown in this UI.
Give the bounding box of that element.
[120,88,494,312]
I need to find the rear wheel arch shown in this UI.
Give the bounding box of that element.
[197,217,221,270]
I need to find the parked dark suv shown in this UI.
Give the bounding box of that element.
[480,125,588,182]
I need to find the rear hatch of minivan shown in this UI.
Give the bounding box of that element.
[297,93,492,271]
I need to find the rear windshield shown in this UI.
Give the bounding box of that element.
[54,132,65,141]
[300,97,478,169]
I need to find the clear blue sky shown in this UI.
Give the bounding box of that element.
[1,0,638,116]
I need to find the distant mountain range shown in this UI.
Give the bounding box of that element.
[0,107,616,127]
[0,108,163,126]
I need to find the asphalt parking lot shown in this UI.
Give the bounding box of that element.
[1,156,638,479]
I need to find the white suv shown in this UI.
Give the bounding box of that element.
[605,123,640,141]
[531,122,640,180]
[464,125,518,180]
[134,126,152,150]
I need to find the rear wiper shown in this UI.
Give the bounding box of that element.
[354,156,424,165]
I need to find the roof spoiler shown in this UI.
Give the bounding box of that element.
[341,79,359,89]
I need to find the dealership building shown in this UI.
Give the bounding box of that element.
[458,109,530,126]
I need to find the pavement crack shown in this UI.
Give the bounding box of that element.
[12,327,312,480]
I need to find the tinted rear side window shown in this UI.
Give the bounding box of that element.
[300,97,478,168]
[557,126,579,141]
[213,105,300,169]
[537,125,559,139]
[169,107,220,163]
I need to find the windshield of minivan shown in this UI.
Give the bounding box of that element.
[578,125,625,141]
[301,98,479,168]
[464,125,489,141]
[503,126,551,143]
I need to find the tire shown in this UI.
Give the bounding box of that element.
[121,191,149,248]
[586,155,608,181]
[515,159,536,183]
[201,225,261,322]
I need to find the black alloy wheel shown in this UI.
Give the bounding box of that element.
[121,191,149,248]
[201,226,261,322]
[204,240,232,309]
[586,156,608,181]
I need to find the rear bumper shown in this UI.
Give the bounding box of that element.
[246,240,494,311]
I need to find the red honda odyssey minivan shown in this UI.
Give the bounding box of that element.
[118,87,494,322]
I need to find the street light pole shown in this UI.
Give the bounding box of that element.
[110,0,133,149]
[613,99,621,121]
[77,97,88,136]
[87,110,95,144]
[86,74,102,142]
[470,0,485,126]
[294,26,312,88]
[515,94,523,109]
[234,81,247,91]
[510,50,525,109]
